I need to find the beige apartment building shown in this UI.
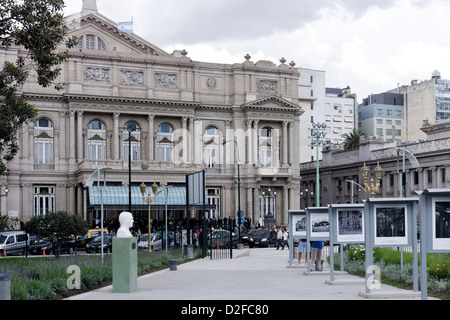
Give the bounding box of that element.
[0,0,304,226]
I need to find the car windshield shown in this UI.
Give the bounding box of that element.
[212,231,229,239]
[0,235,7,244]
[252,230,270,237]
[140,234,148,241]
[92,235,111,242]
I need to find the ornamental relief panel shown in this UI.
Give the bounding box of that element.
[120,69,144,85]
[84,66,110,83]
[154,73,178,89]
[257,79,278,94]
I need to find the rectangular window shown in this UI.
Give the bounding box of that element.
[33,185,55,217]
[376,109,383,116]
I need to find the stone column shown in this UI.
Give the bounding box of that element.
[283,186,289,225]
[113,113,120,161]
[288,122,294,165]
[148,114,154,161]
[188,117,194,163]
[282,121,288,167]
[246,187,253,222]
[59,111,66,160]
[77,111,84,161]
[182,117,187,163]
[253,120,259,166]
[246,120,253,164]
[69,111,76,160]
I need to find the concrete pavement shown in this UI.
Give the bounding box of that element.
[65,247,435,301]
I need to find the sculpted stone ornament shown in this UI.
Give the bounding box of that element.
[117,211,134,238]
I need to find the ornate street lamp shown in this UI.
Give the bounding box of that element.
[360,161,383,198]
[140,181,159,252]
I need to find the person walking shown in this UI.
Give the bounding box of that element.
[298,238,307,264]
[282,228,289,250]
[276,227,283,250]
[311,241,323,271]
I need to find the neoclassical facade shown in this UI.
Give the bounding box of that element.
[0,0,304,226]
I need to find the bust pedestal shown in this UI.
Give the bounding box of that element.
[112,237,138,293]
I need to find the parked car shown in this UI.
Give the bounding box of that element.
[241,230,254,245]
[76,228,109,250]
[137,232,173,251]
[248,229,277,248]
[29,236,77,255]
[85,234,113,253]
[0,231,29,256]
[208,230,238,249]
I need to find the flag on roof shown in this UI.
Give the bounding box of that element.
[117,21,133,34]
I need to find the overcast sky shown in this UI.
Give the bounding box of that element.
[63,0,450,103]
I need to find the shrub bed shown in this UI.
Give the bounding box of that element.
[0,248,201,300]
[333,244,449,299]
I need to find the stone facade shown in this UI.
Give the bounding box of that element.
[300,121,450,208]
[0,1,303,226]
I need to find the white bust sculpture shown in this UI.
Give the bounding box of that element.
[117,211,134,238]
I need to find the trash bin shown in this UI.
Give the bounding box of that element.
[184,244,194,259]
[168,259,178,271]
[0,273,10,300]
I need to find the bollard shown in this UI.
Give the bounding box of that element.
[184,244,194,259]
[0,273,11,300]
[168,259,178,271]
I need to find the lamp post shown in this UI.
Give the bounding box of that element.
[0,187,8,197]
[360,161,383,198]
[308,122,330,207]
[223,139,242,243]
[140,181,159,252]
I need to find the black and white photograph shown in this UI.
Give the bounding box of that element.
[336,209,364,243]
[374,205,408,245]
[432,199,450,251]
[309,212,329,239]
[292,213,307,237]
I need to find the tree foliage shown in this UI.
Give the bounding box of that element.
[0,0,76,174]
[24,211,88,257]
[342,128,367,150]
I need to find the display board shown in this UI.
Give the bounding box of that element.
[419,189,450,300]
[306,206,330,241]
[288,210,306,265]
[363,197,419,294]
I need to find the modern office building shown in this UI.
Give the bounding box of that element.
[358,92,404,142]
[388,70,450,142]
[0,0,304,227]
[298,68,357,163]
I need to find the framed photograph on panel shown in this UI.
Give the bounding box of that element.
[336,209,364,243]
[374,205,408,246]
[310,212,329,238]
[291,211,307,237]
[432,198,450,251]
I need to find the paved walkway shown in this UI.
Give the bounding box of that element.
[66,247,433,301]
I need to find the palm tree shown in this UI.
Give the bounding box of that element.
[342,128,367,150]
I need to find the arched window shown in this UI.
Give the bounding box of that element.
[156,124,174,162]
[259,127,272,167]
[203,126,220,168]
[34,118,54,167]
[76,34,107,51]
[123,122,141,161]
[87,120,106,161]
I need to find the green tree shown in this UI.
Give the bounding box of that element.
[0,0,76,174]
[342,128,367,150]
[24,211,88,257]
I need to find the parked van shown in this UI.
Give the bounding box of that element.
[0,231,29,256]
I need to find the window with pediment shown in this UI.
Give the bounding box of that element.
[34,118,54,167]
[123,122,141,161]
[87,120,106,161]
[259,127,273,167]
[203,126,220,168]
[157,124,174,162]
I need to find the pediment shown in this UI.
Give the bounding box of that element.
[242,95,303,113]
[64,11,171,57]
